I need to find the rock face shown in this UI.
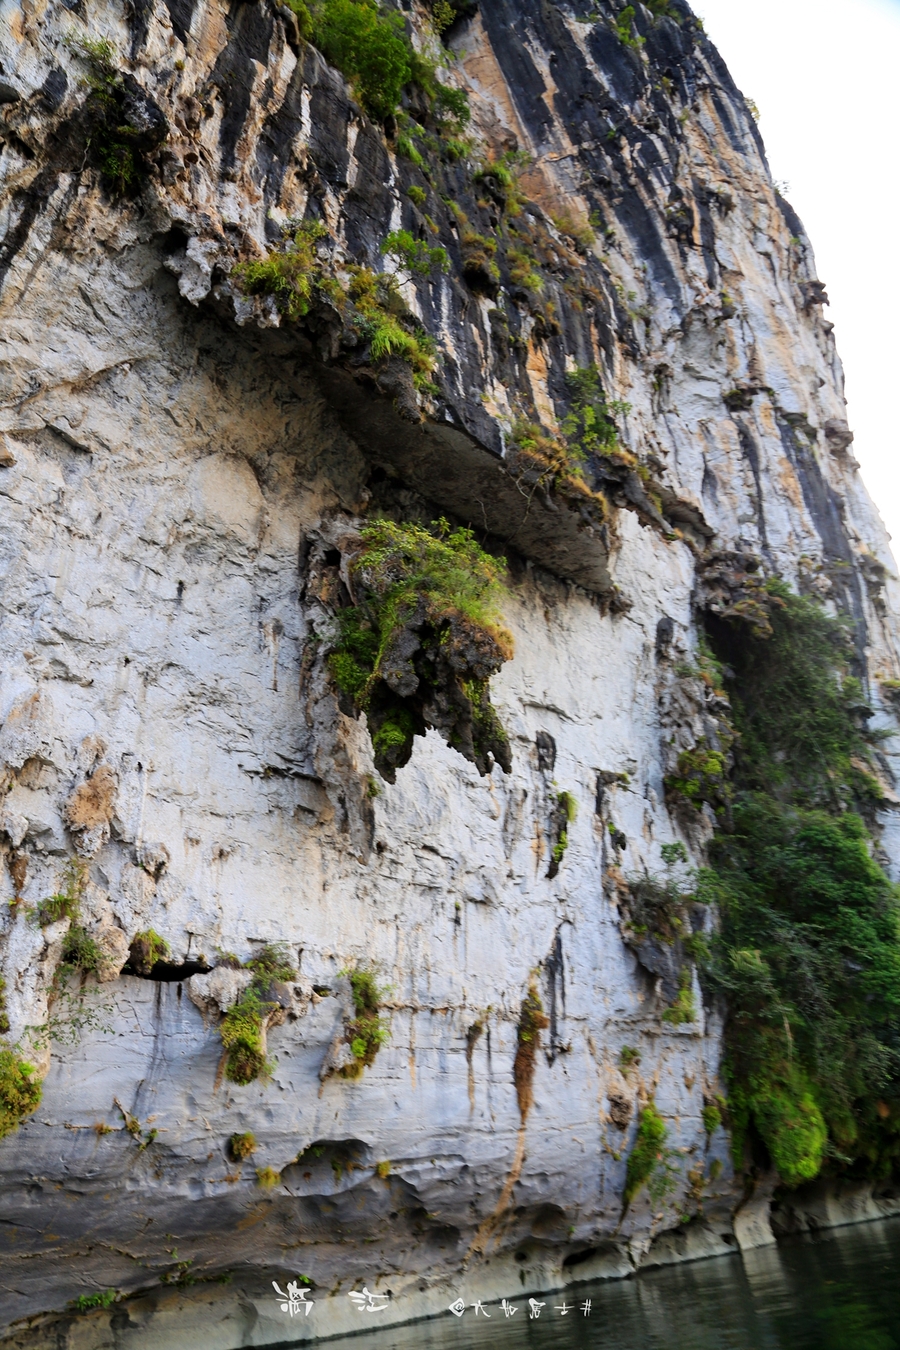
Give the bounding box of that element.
[1,0,900,1344]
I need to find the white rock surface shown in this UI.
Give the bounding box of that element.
[1,0,899,1343]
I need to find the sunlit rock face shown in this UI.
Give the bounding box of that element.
[2,0,900,1344]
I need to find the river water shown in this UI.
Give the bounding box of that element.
[314,1217,900,1350]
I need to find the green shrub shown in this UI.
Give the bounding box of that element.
[385,228,449,278]
[73,1289,117,1312]
[129,930,169,976]
[247,944,296,983]
[624,1102,667,1205]
[220,988,271,1085]
[232,220,326,322]
[305,0,412,121]
[700,584,900,1184]
[69,37,166,194]
[406,185,427,206]
[661,967,696,1025]
[328,518,513,779]
[665,738,732,818]
[34,857,87,927]
[0,1049,41,1140]
[256,1165,280,1189]
[619,1044,641,1073]
[341,966,390,1076]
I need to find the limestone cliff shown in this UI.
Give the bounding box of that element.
[1,0,900,1344]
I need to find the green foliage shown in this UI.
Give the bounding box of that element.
[624,1102,668,1206]
[247,944,296,983]
[221,987,271,1086]
[328,518,513,779]
[60,924,102,977]
[232,226,438,379]
[256,1165,280,1189]
[619,1044,641,1072]
[615,5,645,48]
[305,0,412,121]
[666,738,732,817]
[229,1131,257,1160]
[700,586,900,1185]
[714,582,880,810]
[661,967,696,1025]
[385,228,450,278]
[561,365,631,469]
[0,976,9,1037]
[73,1289,117,1312]
[0,1048,41,1140]
[129,929,169,976]
[34,857,87,927]
[702,1101,722,1135]
[219,946,297,1085]
[406,185,427,207]
[551,790,578,866]
[342,965,390,1075]
[69,37,165,194]
[232,220,326,322]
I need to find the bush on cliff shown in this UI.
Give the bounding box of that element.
[701,585,900,1185]
[329,518,513,781]
[0,1048,41,1141]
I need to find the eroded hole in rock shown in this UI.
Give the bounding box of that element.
[123,959,210,982]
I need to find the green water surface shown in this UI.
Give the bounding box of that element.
[312,1217,900,1350]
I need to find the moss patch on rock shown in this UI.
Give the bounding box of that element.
[0,1048,41,1141]
[329,518,513,781]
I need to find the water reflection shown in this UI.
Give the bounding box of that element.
[315,1218,900,1350]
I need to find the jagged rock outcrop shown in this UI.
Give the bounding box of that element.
[2,0,900,1345]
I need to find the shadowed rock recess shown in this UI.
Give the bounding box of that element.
[2,0,900,1344]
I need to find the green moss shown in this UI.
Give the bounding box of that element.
[0,1048,41,1140]
[702,1102,722,1135]
[619,1044,641,1073]
[220,987,271,1086]
[406,185,427,206]
[256,1165,280,1189]
[129,930,169,976]
[341,965,390,1076]
[0,976,9,1037]
[229,1131,257,1161]
[661,967,696,1025]
[328,518,513,780]
[666,738,732,817]
[624,1103,667,1206]
[247,944,296,983]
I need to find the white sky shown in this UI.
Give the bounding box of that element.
[696,0,900,560]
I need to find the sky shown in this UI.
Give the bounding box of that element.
[696,0,900,561]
